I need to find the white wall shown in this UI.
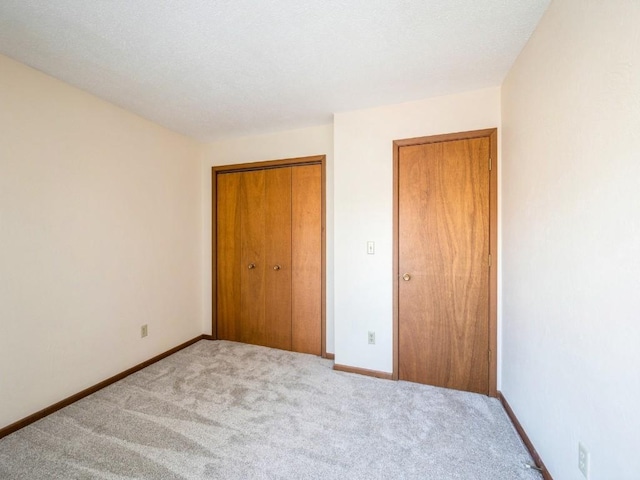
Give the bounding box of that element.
[501,1,640,479]
[0,54,202,429]
[200,125,335,353]
[333,88,501,373]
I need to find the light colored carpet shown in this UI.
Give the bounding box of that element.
[0,340,542,479]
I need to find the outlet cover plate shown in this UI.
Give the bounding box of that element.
[578,442,589,478]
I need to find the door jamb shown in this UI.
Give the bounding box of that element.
[211,155,328,358]
[392,129,498,396]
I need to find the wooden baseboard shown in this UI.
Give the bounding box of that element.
[0,335,207,439]
[498,391,553,480]
[324,352,335,360]
[201,334,216,340]
[333,363,393,380]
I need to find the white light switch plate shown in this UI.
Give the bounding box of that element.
[367,241,375,254]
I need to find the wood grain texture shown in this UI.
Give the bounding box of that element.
[212,156,326,356]
[240,170,267,346]
[398,136,490,394]
[211,155,325,174]
[211,169,218,340]
[392,146,400,380]
[291,164,322,355]
[264,167,293,350]
[216,172,242,341]
[393,129,498,393]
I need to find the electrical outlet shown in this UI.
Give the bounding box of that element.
[141,324,148,338]
[368,331,375,344]
[578,442,589,478]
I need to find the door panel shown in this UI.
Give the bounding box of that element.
[291,164,322,355]
[214,160,323,356]
[264,167,293,350]
[240,170,267,346]
[216,172,242,341]
[398,137,490,394]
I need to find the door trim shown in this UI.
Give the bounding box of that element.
[392,129,498,396]
[211,155,327,358]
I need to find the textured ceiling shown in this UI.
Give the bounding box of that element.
[0,0,550,141]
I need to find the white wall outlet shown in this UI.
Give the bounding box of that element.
[367,241,375,255]
[578,442,590,478]
[141,324,148,338]
[368,331,375,344]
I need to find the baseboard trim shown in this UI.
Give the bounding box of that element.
[201,334,216,340]
[324,352,335,360]
[498,391,553,480]
[333,363,393,380]
[0,334,207,439]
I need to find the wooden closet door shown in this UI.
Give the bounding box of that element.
[215,161,322,355]
[398,137,490,394]
[264,167,292,350]
[217,168,293,349]
[239,170,267,346]
[291,164,322,355]
[216,172,242,341]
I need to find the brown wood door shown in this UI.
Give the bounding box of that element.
[239,170,268,346]
[216,163,322,354]
[263,167,292,350]
[217,168,292,349]
[398,136,490,394]
[216,172,242,342]
[291,164,322,355]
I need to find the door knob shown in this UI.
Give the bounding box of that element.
[273,265,281,271]
[248,263,256,269]
[402,273,411,281]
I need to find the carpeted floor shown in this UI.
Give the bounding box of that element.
[0,340,542,479]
